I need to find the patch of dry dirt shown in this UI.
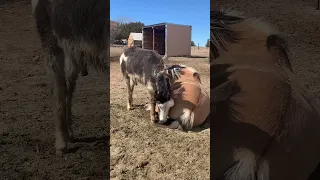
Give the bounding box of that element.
[0,1,108,179]
[110,47,210,180]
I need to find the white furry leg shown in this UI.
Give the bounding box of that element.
[224,148,257,180]
[126,78,134,110]
[147,81,156,122]
[224,148,269,180]
[178,108,194,131]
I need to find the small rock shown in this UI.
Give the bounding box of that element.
[137,160,149,168]
[32,55,40,62]
[25,73,33,77]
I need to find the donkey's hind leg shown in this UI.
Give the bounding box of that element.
[126,77,134,110]
[79,52,88,76]
[48,52,69,155]
[64,51,80,142]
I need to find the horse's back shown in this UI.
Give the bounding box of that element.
[213,57,320,179]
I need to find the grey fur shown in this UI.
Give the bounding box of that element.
[120,46,165,122]
[32,0,109,155]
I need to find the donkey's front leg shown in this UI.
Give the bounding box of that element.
[147,82,157,122]
[126,77,134,110]
[49,53,69,155]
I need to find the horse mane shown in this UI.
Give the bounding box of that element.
[165,64,186,81]
[211,8,244,60]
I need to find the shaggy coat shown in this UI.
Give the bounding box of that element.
[32,0,109,155]
[120,46,165,122]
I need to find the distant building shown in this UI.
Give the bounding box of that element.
[128,33,142,48]
[142,22,192,57]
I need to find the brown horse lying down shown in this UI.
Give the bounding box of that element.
[153,65,210,130]
[155,64,242,131]
[211,8,320,180]
[146,64,240,130]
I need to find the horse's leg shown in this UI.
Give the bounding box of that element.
[177,108,194,131]
[48,52,69,155]
[126,77,134,110]
[147,81,156,122]
[65,52,80,142]
[154,119,183,130]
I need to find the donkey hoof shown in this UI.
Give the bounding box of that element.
[127,105,133,110]
[150,116,157,123]
[56,148,67,156]
[144,104,151,111]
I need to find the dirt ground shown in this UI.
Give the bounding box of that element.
[1,1,108,179]
[110,46,210,180]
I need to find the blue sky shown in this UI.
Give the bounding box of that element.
[110,0,209,47]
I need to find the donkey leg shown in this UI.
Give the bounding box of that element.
[48,53,69,155]
[79,53,88,76]
[147,82,157,122]
[65,53,80,141]
[80,62,88,76]
[126,77,134,110]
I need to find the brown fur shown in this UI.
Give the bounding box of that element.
[156,67,210,130]
[211,9,320,180]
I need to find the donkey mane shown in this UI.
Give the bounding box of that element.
[156,73,172,103]
[155,64,189,104]
[211,8,281,60]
